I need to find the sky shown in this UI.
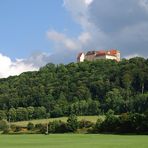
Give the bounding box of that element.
[0,0,148,78]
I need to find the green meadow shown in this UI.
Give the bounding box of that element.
[0,134,147,148]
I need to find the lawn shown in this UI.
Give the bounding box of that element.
[0,134,147,148]
[12,116,101,127]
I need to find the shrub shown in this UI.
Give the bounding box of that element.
[79,119,94,128]
[34,123,47,134]
[48,120,68,133]
[27,122,34,130]
[101,115,120,133]
[0,120,8,131]
[67,114,78,132]
[14,126,22,132]
[94,117,103,132]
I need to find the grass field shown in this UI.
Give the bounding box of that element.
[12,116,100,127]
[0,134,147,148]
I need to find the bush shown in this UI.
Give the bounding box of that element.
[94,117,103,132]
[79,119,94,128]
[35,123,47,134]
[48,120,68,133]
[35,123,43,129]
[0,120,8,131]
[14,126,22,132]
[67,114,78,132]
[10,124,17,132]
[27,122,34,130]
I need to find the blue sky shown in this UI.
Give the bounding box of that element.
[0,0,81,59]
[0,0,148,78]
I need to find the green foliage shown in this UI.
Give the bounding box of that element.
[67,114,78,132]
[0,110,7,120]
[16,107,28,121]
[33,106,47,119]
[0,120,8,131]
[27,106,34,120]
[0,57,147,121]
[48,120,68,133]
[79,119,94,128]
[8,108,16,121]
[94,117,103,132]
[93,113,148,134]
[27,122,34,130]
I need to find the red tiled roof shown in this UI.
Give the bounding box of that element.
[95,49,119,57]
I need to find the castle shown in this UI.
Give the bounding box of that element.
[77,49,120,62]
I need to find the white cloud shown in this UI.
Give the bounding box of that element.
[125,54,142,59]
[0,53,38,78]
[0,52,53,78]
[47,30,79,50]
[85,0,93,5]
[47,0,148,60]
[78,32,91,44]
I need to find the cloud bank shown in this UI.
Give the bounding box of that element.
[0,52,51,78]
[48,0,148,60]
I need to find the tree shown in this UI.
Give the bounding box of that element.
[94,117,103,132]
[67,114,78,132]
[0,110,7,120]
[88,100,100,115]
[0,57,147,116]
[132,93,148,113]
[105,88,123,113]
[16,107,28,121]
[51,105,63,118]
[34,106,46,119]
[8,108,16,121]
[27,106,34,120]
[101,113,120,132]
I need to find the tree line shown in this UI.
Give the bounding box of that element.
[1,112,148,134]
[0,57,148,121]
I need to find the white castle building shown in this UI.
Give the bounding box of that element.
[77,49,120,62]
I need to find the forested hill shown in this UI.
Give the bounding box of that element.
[0,57,148,120]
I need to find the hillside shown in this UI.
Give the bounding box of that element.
[0,57,148,121]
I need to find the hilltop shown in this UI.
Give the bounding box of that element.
[0,57,148,122]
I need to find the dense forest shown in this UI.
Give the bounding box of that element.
[0,57,148,121]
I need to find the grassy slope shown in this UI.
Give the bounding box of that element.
[0,134,147,148]
[12,116,101,127]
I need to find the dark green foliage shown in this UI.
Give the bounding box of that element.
[27,122,34,130]
[67,114,78,132]
[16,107,28,121]
[0,57,147,121]
[48,120,68,133]
[0,110,7,120]
[8,108,16,121]
[24,113,148,134]
[79,119,94,128]
[33,106,47,119]
[93,113,148,134]
[94,117,103,132]
[100,114,120,133]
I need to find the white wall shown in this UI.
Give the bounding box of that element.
[79,53,85,62]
